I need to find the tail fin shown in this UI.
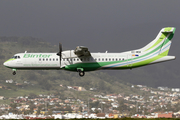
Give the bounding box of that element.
[140,27,176,56]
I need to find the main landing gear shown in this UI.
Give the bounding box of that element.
[77,68,85,77]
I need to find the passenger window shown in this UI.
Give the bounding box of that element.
[46,58,48,61]
[106,58,108,61]
[116,58,118,61]
[119,58,121,61]
[15,56,17,59]
[77,59,79,61]
[112,58,114,61]
[56,58,58,61]
[122,58,124,61]
[109,58,111,61]
[102,58,104,61]
[18,56,20,59]
[53,58,55,61]
[74,58,76,61]
[39,58,41,61]
[49,58,51,61]
[43,59,45,61]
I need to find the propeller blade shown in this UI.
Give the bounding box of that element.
[56,42,62,67]
[59,42,62,53]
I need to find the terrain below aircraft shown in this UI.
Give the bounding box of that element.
[4,27,176,77]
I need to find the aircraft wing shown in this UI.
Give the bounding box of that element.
[74,46,91,57]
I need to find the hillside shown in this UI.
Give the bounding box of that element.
[0,36,147,98]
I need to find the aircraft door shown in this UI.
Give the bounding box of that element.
[127,54,132,68]
[127,53,139,68]
[127,54,137,68]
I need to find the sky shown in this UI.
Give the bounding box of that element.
[0,0,180,51]
[0,0,180,86]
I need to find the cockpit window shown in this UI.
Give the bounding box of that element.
[12,56,20,59]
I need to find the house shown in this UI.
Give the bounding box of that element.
[137,85,146,88]
[91,98,97,102]
[172,88,180,92]
[108,98,114,102]
[6,79,13,83]
[158,87,170,91]
[78,87,86,91]
[96,113,105,119]
[158,113,173,118]
[171,100,179,105]
[111,103,119,108]
[0,96,4,100]
[64,99,70,103]
[90,88,97,91]
[67,86,72,89]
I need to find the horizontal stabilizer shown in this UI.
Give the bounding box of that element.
[151,56,175,64]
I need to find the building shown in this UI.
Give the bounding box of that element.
[158,113,173,118]
[96,113,105,119]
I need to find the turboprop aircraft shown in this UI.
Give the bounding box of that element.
[3,27,176,77]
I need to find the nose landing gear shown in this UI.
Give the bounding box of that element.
[12,69,16,75]
[12,71,16,75]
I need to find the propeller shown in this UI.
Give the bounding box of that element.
[56,42,62,67]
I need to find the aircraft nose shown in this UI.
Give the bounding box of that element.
[3,61,9,67]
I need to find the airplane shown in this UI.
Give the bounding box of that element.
[3,27,176,77]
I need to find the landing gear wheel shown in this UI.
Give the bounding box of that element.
[79,71,85,77]
[77,69,85,77]
[12,71,16,75]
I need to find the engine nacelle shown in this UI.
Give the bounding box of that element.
[74,46,91,57]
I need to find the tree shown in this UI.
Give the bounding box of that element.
[48,110,53,115]
[28,93,37,99]
[79,106,83,112]
[29,102,36,113]
[98,80,105,91]
[90,101,100,108]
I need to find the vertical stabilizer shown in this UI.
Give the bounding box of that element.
[140,27,176,56]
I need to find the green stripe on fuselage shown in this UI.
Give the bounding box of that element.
[4,58,15,63]
[64,61,121,71]
[114,50,169,69]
